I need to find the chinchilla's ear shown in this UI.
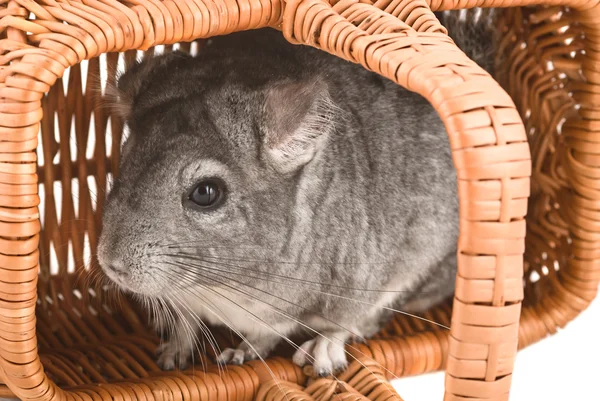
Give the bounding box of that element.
[262,77,339,173]
[106,51,190,120]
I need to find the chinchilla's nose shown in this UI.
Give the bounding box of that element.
[101,259,129,279]
[97,240,127,276]
[107,261,127,275]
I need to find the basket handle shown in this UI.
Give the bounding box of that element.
[281,0,530,399]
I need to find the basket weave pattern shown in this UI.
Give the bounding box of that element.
[0,0,598,400]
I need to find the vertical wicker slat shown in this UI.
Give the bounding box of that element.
[0,0,598,400]
[428,1,600,399]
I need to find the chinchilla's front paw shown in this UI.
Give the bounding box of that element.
[156,341,192,370]
[216,346,260,365]
[292,333,348,377]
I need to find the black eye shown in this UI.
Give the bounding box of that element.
[186,179,225,209]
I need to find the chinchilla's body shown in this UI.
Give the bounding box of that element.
[98,10,496,374]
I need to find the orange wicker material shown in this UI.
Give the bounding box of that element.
[0,0,598,400]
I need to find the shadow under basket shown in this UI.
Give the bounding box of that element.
[1,1,599,400]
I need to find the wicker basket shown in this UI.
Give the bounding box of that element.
[1,0,598,400]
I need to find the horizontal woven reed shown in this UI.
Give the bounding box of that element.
[0,0,598,400]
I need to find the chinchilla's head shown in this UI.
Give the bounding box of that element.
[97,47,339,298]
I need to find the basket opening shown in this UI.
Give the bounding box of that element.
[32,36,457,389]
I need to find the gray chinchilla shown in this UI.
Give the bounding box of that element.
[97,9,497,374]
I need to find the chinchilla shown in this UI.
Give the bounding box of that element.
[97,9,497,374]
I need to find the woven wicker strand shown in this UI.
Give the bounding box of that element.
[1,0,598,400]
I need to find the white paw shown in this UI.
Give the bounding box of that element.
[216,347,258,365]
[156,341,191,370]
[292,335,347,376]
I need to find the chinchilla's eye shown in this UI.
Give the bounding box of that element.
[185,178,226,210]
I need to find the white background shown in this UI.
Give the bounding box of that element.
[392,294,600,400]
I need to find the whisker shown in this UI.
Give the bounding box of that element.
[172,297,221,375]
[143,269,212,367]
[172,282,353,395]
[168,283,290,401]
[158,240,260,249]
[166,292,227,376]
[168,258,449,330]
[162,296,208,373]
[166,261,364,339]
[160,263,401,382]
[160,252,436,294]
[163,249,397,266]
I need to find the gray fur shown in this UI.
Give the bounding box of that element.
[98,12,496,374]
